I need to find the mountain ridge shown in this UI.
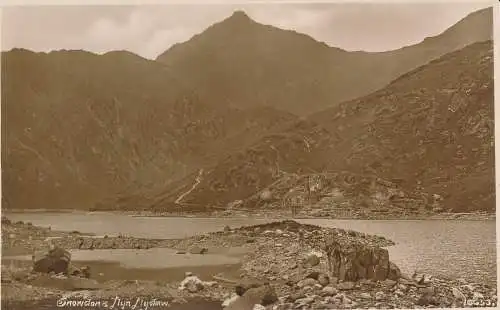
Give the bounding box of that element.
[155,7,492,115]
[143,40,494,214]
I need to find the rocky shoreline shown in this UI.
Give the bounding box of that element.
[1,217,497,309]
[127,210,496,221]
[5,208,496,221]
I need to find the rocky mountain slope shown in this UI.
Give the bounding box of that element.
[1,49,296,210]
[156,8,492,115]
[2,7,493,212]
[148,41,494,213]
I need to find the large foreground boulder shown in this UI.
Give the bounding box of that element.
[235,279,263,296]
[226,284,277,310]
[32,247,71,274]
[324,233,400,282]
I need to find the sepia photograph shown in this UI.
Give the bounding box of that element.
[0,1,497,309]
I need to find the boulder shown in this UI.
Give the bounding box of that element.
[235,280,262,296]
[417,292,439,306]
[304,254,320,267]
[259,190,273,201]
[306,271,320,280]
[324,233,399,282]
[222,293,240,308]
[68,265,90,278]
[32,247,71,274]
[318,273,330,286]
[388,261,401,280]
[382,279,397,288]
[226,284,277,310]
[297,278,318,288]
[244,284,278,306]
[321,286,338,296]
[179,275,205,293]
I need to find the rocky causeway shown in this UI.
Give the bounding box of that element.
[1,216,497,309]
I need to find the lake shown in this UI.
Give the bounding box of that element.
[4,211,497,285]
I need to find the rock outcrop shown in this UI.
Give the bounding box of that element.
[324,233,401,282]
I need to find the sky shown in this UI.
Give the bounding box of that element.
[0,1,494,60]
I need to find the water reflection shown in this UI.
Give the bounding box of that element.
[6,248,241,269]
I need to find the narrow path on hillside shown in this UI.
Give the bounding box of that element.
[175,169,204,204]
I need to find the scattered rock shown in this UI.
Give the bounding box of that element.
[67,265,90,278]
[382,279,397,288]
[417,287,438,306]
[360,292,371,299]
[222,293,239,307]
[337,282,355,290]
[188,246,208,254]
[304,254,320,267]
[388,261,401,280]
[297,278,318,288]
[306,271,320,280]
[242,284,278,306]
[318,273,330,286]
[288,292,306,302]
[1,216,11,225]
[375,291,386,301]
[321,286,338,296]
[179,275,205,293]
[452,287,465,300]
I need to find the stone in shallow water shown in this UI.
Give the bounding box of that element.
[189,246,208,254]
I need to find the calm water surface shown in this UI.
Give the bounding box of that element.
[5,212,497,285]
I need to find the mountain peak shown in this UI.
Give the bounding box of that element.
[224,10,254,24]
[230,10,250,19]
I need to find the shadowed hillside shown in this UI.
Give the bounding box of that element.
[1,49,296,210]
[147,41,494,213]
